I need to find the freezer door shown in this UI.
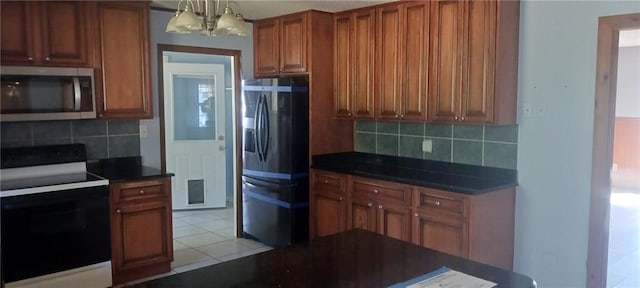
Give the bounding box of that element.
[241,176,309,247]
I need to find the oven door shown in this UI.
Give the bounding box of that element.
[1,185,110,284]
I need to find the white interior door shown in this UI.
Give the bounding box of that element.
[164,60,226,209]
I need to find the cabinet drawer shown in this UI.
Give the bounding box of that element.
[312,170,347,194]
[112,178,169,204]
[414,188,466,217]
[352,177,411,205]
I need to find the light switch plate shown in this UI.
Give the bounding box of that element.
[422,139,433,153]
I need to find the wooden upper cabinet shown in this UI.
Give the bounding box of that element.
[375,4,403,120]
[95,1,152,119]
[375,2,429,121]
[1,1,92,67]
[254,20,280,76]
[429,0,519,124]
[400,2,430,121]
[280,14,308,73]
[333,13,353,118]
[253,12,308,77]
[429,0,464,123]
[333,9,375,119]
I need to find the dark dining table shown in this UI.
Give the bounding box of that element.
[132,229,536,288]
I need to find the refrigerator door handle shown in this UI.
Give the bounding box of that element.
[261,94,270,160]
[255,95,264,162]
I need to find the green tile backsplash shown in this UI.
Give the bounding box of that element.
[1,120,140,160]
[355,120,518,169]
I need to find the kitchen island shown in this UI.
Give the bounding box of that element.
[133,229,535,288]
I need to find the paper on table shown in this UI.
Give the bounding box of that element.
[406,269,497,288]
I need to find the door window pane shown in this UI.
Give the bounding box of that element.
[173,75,217,141]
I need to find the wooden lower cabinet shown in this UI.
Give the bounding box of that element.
[310,169,515,270]
[310,170,348,238]
[412,211,467,257]
[110,177,173,285]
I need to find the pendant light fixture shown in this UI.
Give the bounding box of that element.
[166,0,249,37]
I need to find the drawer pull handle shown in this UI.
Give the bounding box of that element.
[139,190,145,194]
[116,209,121,214]
[434,201,441,206]
[323,180,328,184]
[373,189,379,194]
[367,203,372,207]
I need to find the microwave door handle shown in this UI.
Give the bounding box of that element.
[73,76,81,111]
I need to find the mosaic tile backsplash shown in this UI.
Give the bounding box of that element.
[355,120,518,169]
[1,120,140,160]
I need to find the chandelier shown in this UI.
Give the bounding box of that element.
[166,0,250,36]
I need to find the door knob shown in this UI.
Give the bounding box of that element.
[219,145,225,151]
[218,135,224,140]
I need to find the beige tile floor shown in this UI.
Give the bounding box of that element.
[607,188,640,288]
[122,206,272,286]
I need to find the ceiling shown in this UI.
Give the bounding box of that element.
[151,0,395,20]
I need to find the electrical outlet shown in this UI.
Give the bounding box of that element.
[422,139,433,153]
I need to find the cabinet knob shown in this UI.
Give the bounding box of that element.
[454,115,459,121]
[139,190,145,194]
[395,114,399,118]
[378,205,383,209]
[434,200,441,206]
[339,196,343,201]
[373,189,379,194]
[347,111,353,117]
[98,113,103,118]
[414,213,419,217]
[116,209,121,214]
[45,57,50,61]
[400,114,405,119]
[323,180,328,184]
[460,116,465,121]
[367,203,372,207]
[27,57,34,61]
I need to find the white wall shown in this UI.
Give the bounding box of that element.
[616,46,640,118]
[140,9,253,169]
[516,1,639,287]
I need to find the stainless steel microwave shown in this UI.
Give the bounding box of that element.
[0,66,96,121]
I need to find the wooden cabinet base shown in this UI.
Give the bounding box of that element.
[112,261,170,285]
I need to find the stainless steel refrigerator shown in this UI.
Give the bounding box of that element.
[241,77,309,247]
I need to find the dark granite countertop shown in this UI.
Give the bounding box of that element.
[311,152,517,195]
[87,156,174,182]
[133,229,535,288]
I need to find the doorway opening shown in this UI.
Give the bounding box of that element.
[606,29,640,288]
[587,13,640,288]
[157,45,270,273]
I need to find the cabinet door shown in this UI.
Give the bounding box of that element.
[111,201,173,284]
[96,1,151,119]
[0,1,37,65]
[428,0,464,122]
[412,212,467,257]
[39,1,91,66]
[461,0,496,123]
[254,19,280,76]
[377,202,411,241]
[349,195,376,233]
[312,192,347,237]
[333,13,353,118]
[280,13,307,74]
[401,2,430,121]
[375,4,403,120]
[352,9,376,119]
